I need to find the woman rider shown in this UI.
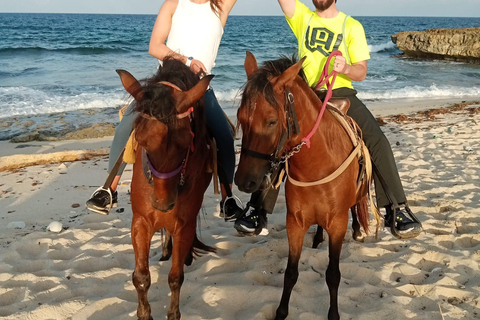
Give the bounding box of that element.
[86,0,243,220]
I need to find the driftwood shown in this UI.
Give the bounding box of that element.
[0,148,109,172]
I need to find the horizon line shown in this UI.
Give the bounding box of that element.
[0,12,480,18]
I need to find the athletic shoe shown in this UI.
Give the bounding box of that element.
[385,205,421,239]
[86,187,118,215]
[220,196,243,222]
[234,202,268,236]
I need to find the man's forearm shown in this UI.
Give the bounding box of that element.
[343,62,367,82]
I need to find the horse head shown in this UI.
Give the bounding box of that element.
[234,51,305,193]
[117,67,213,212]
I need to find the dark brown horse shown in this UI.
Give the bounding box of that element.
[234,52,379,320]
[117,58,215,320]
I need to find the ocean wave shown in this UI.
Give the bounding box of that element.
[0,86,125,118]
[213,88,243,104]
[364,75,398,83]
[369,41,397,53]
[359,84,480,100]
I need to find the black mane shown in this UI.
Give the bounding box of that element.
[242,55,307,110]
[132,56,200,125]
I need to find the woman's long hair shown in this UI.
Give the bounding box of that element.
[210,0,222,15]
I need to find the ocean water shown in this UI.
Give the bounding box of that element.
[0,13,479,139]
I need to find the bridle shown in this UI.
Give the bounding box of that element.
[240,51,342,173]
[241,87,301,173]
[142,81,195,186]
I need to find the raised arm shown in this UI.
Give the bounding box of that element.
[219,0,237,27]
[278,0,296,18]
[148,0,186,62]
[149,0,207,74]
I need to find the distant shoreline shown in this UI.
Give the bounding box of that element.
[0,97,478,146]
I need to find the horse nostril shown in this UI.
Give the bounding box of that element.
[166,203,175,211]
[245,180,258,193]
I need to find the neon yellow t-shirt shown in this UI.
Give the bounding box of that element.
[286,0,370,89]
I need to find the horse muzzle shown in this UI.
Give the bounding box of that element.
[150,193,177,212]
[234,168,265,193]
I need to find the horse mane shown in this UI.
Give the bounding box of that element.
[241,54,307,111]
[132,57,201,125]
[238,55,307,134]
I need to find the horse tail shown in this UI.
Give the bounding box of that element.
[356,190,382,239]
[192,234,216,255]
[182,234,215,266]
[355,195,370,234]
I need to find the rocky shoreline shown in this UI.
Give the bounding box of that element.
[0,107,119,142]
[392,27,480,63]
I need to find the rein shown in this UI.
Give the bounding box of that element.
[241,51,342,170]
[302,50,342,148]
[242,51,366,187]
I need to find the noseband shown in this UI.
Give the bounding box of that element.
[241,88,300,171]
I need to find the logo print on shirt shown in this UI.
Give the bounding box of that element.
[305,26,343,56]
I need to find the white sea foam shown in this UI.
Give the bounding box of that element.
[358,84,480,100]
[369,41,397,53]
[0,87,124,118]
[2,84,479,119]
[214,88,242,104]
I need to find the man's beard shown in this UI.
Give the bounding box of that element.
[313,0,335,11]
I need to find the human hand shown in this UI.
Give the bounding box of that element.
[190,59,207,77]
[333,56,347,74]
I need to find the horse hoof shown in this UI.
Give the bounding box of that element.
[160,254,171,261]
[352,233,365,243]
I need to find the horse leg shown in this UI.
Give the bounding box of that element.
[132,218,154,320]
[350,206,364,242]
[325,225,348,320]
[312,224,324,248]
[160,230,173,261]
[275,216,307,320]
[167,225,196,320]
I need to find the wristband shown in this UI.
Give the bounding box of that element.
[185,57,193,67]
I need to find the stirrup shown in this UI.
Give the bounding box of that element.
[89,186,113,215]
[221,194,244,214]
[389,204,422,240]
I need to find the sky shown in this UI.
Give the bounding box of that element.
[1,0,480,17]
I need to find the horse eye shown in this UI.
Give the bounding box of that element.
[268,119,278,127]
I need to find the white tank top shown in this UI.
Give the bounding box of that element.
[165,0,224,74]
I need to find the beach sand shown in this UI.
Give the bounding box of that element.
[0,100,479,320]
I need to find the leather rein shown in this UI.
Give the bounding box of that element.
[241,51,359,185]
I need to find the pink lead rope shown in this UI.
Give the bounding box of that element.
[301,50,343,148]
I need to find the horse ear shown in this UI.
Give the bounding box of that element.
[272,57,306,90]
[244,51,258,78]
[174,75,215,114]
[116,69,144,101]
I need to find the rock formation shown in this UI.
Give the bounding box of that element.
[391,27,480,63]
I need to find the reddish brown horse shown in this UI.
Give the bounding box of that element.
[235,52,378,320]
[117,58,215,320]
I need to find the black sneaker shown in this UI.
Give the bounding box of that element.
[234,203,268,236]
[385,205,421,239]
[86,187,118,215]
[220,197,243,222]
